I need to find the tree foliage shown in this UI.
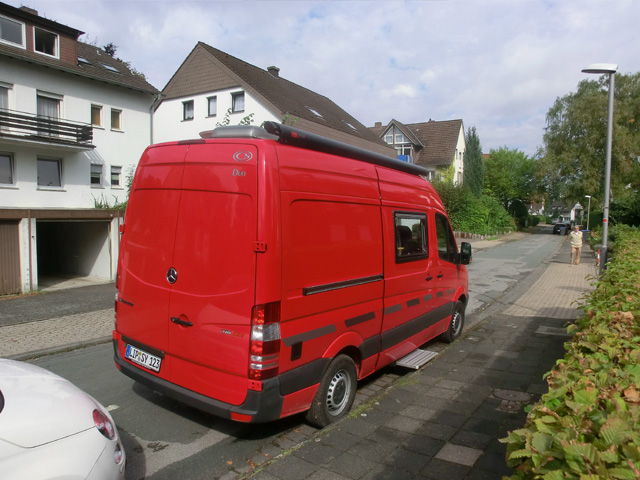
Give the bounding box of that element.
[540,72,640,208]
[483,146,541,209]
[463,126,484,196]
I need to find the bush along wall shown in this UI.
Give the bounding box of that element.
[501,225,640,479]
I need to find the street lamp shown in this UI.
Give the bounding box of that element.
[584,195,591,231]
[582,63,617,275]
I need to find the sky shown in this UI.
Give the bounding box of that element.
[9,0,639,156]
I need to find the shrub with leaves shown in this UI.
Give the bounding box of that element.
[501,225,640,479]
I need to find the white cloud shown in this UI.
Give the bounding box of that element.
[11,0,640,156]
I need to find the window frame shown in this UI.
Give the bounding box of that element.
[37,157,62,188]
[110,108,122,131]
[435,212,458,264]
[91,104,103,127]
[231,91,245,113]
[0,14,25,48]
[33,26,59,58]
[90,164,103,187]
[394,211,429,263]
[110,165,122,188]
[182,100,194,121]
[207,96,217,117]
[0,152,14,185]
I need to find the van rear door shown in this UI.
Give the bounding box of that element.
[118,141,258,407]
[167,142,258,405]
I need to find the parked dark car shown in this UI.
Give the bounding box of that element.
[553,222,571,235]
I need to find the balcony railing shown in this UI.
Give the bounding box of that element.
[0,109,94,148]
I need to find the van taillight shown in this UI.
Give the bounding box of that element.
[249,302,281,380]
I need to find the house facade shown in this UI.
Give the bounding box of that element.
[0,2,158,294]
[154,42,395,157]
[369,119,465,184]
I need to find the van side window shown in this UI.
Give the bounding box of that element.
[394,212,428,262]
[436,213,458,263]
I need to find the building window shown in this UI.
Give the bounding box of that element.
[91,105,102,127]
[207,96,217,117]
[0,153,14,185]
[384,134,393,144]
[90,164,103,186]
[231,92,245,113]
[0,85,9,132]
[111,109,122,130]
[34,27,59,58]
[183,100,194,121]
[37,94,61,136]
[0,15,25,47]
[111,166,122,187]
[37,158,62,187]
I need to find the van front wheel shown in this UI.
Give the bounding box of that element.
[440,301,465,343]
[306,355,357,428]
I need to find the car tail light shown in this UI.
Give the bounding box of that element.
[249,302,281,380]
[114,442,124,464]
[93,409,116,440]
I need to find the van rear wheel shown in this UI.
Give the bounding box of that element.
[440,301,465,343]
[306,355,357,428]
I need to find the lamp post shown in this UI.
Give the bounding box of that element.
[585,195,591,231]
[582,63,617,275]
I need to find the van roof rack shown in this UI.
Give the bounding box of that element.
[201,122,429,178]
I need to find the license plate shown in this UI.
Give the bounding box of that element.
[125,344,162,372]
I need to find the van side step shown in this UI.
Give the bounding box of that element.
[396,349,438,369]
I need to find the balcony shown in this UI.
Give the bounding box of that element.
[0,109,94,149]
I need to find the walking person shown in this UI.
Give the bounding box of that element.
[570,225,583,265]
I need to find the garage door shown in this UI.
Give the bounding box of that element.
[0,221,21,295]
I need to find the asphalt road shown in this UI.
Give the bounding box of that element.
[13,227,568,480]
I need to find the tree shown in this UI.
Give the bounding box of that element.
[103,42,117,57]
[540,72,640,207]
[483,147,541,209]
[463,126,484,196]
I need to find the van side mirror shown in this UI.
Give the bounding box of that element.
[460,242,472,265]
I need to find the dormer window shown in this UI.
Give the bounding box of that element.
[101,63,120,74]
[308,107,323,119]
[78,56,92,66]
[34,27,59,58]
[0,14,25,48]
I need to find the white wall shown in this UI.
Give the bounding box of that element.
[154,87,277,143]
[0,59,154,208]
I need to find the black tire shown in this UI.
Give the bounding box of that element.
[306,354,357,428]
[440,301,465,343]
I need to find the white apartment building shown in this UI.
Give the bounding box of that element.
[0,2,158,294]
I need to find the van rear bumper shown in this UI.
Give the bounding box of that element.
[113,340,284,423]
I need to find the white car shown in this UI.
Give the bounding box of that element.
[0,359,125,479]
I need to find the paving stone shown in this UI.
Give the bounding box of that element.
[384,414,423,433]
[415,421,457,441]
[347,437,398,462]
[404,433,445,456]
[295,442,342,465]
[383,447,431,474]
[434,443,483,466]
[421,457,471,480]
[449,430,493,450]
[326,452,376,479]
[474,450,511,475]
[264,454,318,480]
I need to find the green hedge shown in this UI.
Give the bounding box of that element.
[432,181,516,235]
[501,225,640,479]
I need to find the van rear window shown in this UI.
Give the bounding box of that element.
[395,212,428,262]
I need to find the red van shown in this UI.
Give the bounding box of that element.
[113,122,471,427]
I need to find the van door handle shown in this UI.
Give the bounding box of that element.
[425,276,433,281]
[437,274,444,279]
[171,317,193,327]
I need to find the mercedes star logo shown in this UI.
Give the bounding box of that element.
[166,268,178,284]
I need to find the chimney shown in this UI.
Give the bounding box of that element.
[374,122,382,128]
[267,66,280,78]
[20,6,38,15]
